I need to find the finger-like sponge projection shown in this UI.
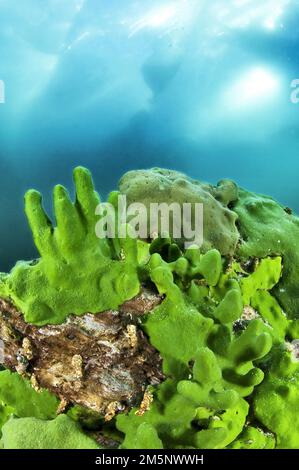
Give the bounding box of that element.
[0,167,141,325]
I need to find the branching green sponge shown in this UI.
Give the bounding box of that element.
[0,167,141,325]
[239,257,289,342]
[178,347,239,410]
[117,243,277,449]
[117,231,299,449]
[177,349,249,449]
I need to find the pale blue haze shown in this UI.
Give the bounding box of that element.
[0,0,298,270]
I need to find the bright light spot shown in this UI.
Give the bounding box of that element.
[212,0,288,31]
[224,67,280,110]
[264,18,276,30]
[129,4,178,36]
[146,5,177,28]
[263,5,284,30]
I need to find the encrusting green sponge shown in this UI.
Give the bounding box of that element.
[1,415,100,449]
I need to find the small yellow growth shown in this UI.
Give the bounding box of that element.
[126,324,138,349]
[56,397,68,415]
[0,324,13,342]
[71,354,83,379]
[242,306,259,321]
[30,374,40,392]
[135,389,153,416]
[105,401,121,422]
[15,337,34,376]
[22,338,34,360]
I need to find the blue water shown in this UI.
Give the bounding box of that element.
[0,0,299,271]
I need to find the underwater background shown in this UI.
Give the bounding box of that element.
[0,0,298,271]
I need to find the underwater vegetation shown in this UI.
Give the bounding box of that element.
[0,167,299,449]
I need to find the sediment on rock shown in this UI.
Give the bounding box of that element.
[0,288,163,418]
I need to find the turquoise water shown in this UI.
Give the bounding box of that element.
[0,0,299,270]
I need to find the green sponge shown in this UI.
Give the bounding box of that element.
[1,415,100,449]
[253,346,299,449]
[0,167,141,325]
